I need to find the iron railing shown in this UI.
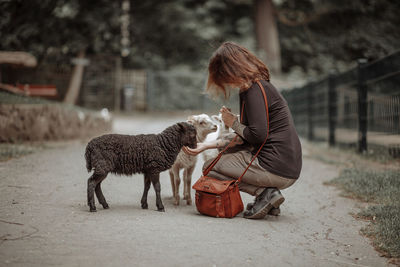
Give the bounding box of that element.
[282,50,400,157]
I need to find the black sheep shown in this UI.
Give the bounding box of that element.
[85,122,197,212]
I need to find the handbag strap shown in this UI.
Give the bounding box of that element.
[203,80,270,184]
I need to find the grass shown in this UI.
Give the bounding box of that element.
[0,90,53,104]
[0,90,105,114]
[328,168,400,258]
[0,143,36,161]
[359,205,400,258]
[0,143,57,162]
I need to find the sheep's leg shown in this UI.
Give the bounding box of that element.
[171,166,181,206]
[150,173,165,212]
[88,173,108,212]
[182,169,187,200]
[183,165,195,205]
[169,169,176,199]
[87,176,97,212]
[141,174,151,209]
[95,177,109,209]
[87,174,100,212]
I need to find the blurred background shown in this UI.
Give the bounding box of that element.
[0,0,399,156]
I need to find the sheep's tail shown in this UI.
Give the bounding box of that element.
[85,145,93,173]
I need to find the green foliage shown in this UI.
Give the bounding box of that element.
[329,168,400,257]
[0,0,254,69]
[1,0,398,73]
[359,205,400,257]
[126,0,254,69]
[275,0,400,74]
[0,91,53,104]
[0,143,35,161]
[329,168,400,203]
[0,0,121,62]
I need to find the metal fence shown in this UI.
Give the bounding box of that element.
[80,55,239,113]
[282,50,400,157]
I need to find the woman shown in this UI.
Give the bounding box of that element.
[184,42,302,219]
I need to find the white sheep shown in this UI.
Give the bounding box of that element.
[202,113,232,162]
[169,114,217,205]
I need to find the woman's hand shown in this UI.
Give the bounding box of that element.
[220,106,237,128]
[183,142,209,156]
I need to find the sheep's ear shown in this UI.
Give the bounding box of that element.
[177,122,187,132]
[187,115,195,125]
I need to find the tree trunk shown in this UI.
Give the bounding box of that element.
[254,0,281,75]
[64,50,86,105]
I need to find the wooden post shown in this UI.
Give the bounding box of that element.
[146,70,154,111]
[357,59,368,153]
[307,84,314,141]
[328,73,337,146]
[64,50,87,105]
[114,57,122,112]
[254,0,281,74]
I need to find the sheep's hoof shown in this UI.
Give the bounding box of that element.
[157,208,165,212]
[141,203,148,209]
[186,199,192,205]
[102,204,109,209]
[89,207,97,212]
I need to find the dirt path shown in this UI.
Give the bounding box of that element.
[0,114,391,266]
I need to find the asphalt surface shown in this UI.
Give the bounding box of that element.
[0,113,390,266]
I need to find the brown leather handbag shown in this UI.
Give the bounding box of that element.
[192,81,270,218]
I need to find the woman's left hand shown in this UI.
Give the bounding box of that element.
[220,106,237,128]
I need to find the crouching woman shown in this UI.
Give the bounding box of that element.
[184,42,302,219]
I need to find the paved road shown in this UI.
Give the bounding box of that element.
[0,113,390,266]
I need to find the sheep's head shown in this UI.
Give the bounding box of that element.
[177,122,197,149]
[211,114,230,135]
[187,114,217,141]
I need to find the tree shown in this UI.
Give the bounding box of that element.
[0,0,121,60]
[2,0,397,81]
[126,0,254,69]
[274,0,400,74]
[0,0,121,103]
[254,0,281,74]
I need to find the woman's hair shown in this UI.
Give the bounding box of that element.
[206,41,270,99]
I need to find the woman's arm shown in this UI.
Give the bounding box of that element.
[183,132,243,156]
[220,106,247,139]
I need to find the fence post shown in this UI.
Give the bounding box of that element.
[328,73,336,146]
[307,83,314,141]
[146,70,154,111]
[114,57,122,112]
[357,59,368,153]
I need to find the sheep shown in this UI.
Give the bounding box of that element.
[202,114,231,162]
[84,122,197,212]
[169,114,217,205]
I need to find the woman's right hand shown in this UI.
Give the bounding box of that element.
[182,142,209,156]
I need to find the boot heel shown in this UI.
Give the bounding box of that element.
[271,195,285,208]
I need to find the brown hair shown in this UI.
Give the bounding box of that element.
[206,41,270,99]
